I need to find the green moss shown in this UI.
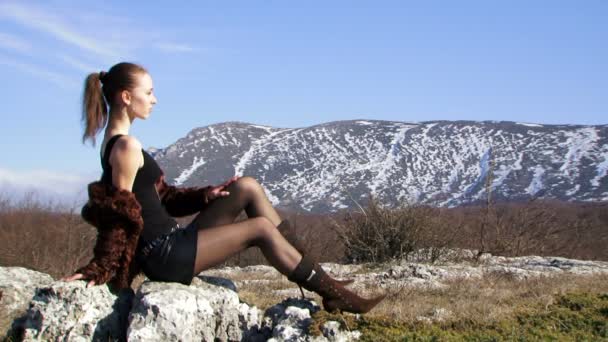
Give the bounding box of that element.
[309,292,608,341]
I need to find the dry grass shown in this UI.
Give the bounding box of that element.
[378,272,608,325]
[238,278,296,309]
[232,269,608,326]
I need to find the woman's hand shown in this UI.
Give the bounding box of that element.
[60,273,96,288]
[208,176,239,201]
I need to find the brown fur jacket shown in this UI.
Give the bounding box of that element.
[75,170,213,290]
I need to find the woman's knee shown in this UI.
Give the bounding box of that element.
[230,176,264,197]
[250,216,276,245]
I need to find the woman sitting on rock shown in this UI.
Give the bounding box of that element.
[61,62,385,314]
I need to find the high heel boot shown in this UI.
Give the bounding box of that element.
[277,219,353,298]
[287,254,386,314]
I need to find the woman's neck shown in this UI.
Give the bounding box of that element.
[106,108,133,136]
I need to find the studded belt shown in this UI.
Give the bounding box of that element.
[139,224,182,258]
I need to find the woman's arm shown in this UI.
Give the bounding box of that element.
[110,136,144,192]
[63,136,143,287]
[156,167,241,217]
[156,171,214,217]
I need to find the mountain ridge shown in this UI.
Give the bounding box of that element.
[148,120,608,213]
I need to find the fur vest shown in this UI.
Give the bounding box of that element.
[76,170,213,290]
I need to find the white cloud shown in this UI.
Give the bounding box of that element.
[0,2,204,61]
[0,167,92,195]
[0,2,124,61]
[0,1,208,84]
[0,167,96,210]
[0,54,78,89]
[0,32,32,54]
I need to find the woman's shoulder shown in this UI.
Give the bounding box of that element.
[101,134,142,158]
[104,134,144,168]
[114,135,142,151]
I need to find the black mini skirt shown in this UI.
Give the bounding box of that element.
[137,222,198,286]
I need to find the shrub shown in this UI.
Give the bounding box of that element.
[329,195,457,264]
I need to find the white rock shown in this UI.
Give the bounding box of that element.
[4,248,608,341]
[0,267,54,337]
[265,298,318,341]
[127,278,264,341]
[322,320,361,341]
[20,281,132,341]
[263,298,363,342]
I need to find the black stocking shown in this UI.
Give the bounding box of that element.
[187,177,301,276]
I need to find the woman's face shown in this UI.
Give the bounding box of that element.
[126,72,157,119]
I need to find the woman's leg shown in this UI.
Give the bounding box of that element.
[192,216,302,275]
[189,176,282,230]
[191,217,387,314]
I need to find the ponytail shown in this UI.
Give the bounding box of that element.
[81,72,108,146]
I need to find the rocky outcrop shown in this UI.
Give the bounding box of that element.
[0,267,54,339]
[18,281,132,341]
[0,268,358,341]
[2,249,608,341]
[263,298,361,342]
[127,277,262,341]
[356,251,608,290]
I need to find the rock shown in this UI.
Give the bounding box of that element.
[197,275,239,292]
[204,265,283,279]
[4,270,264,342]
[3,249,608,341]
[321,320,361,341]
[0,267,54,339]
[19,281,132,341]
[407,247,477,263]
[127,277,264,341]
[265,298,319,341]
[264,298,361,342]
[347,249,608,291]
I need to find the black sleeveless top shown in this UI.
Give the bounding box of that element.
[100,134,178,243]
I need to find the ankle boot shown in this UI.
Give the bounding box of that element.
[277,220,354,290]
[287,254,386,314]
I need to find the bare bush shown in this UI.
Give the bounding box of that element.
[1,186,605,282]
[473,199,589,259]
[329,195,457,264]
[0,190,95,279]
[472,155,588,260]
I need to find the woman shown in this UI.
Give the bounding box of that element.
[61,62,385,314]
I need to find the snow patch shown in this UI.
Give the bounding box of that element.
[368,125,415,196]
[174,156,206,185]
[591,151,608,187]
[565,184,580,196]
[250,124,273,130]
[465,148,491,196]
[234,130,282,176]
[516,122,543,127]
[559,127,599,178]
[526,166,545,196]
[491,152,524,190]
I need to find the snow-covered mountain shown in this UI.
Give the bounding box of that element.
[149,120,608,213]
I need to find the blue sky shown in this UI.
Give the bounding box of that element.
[0,0,606,205]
